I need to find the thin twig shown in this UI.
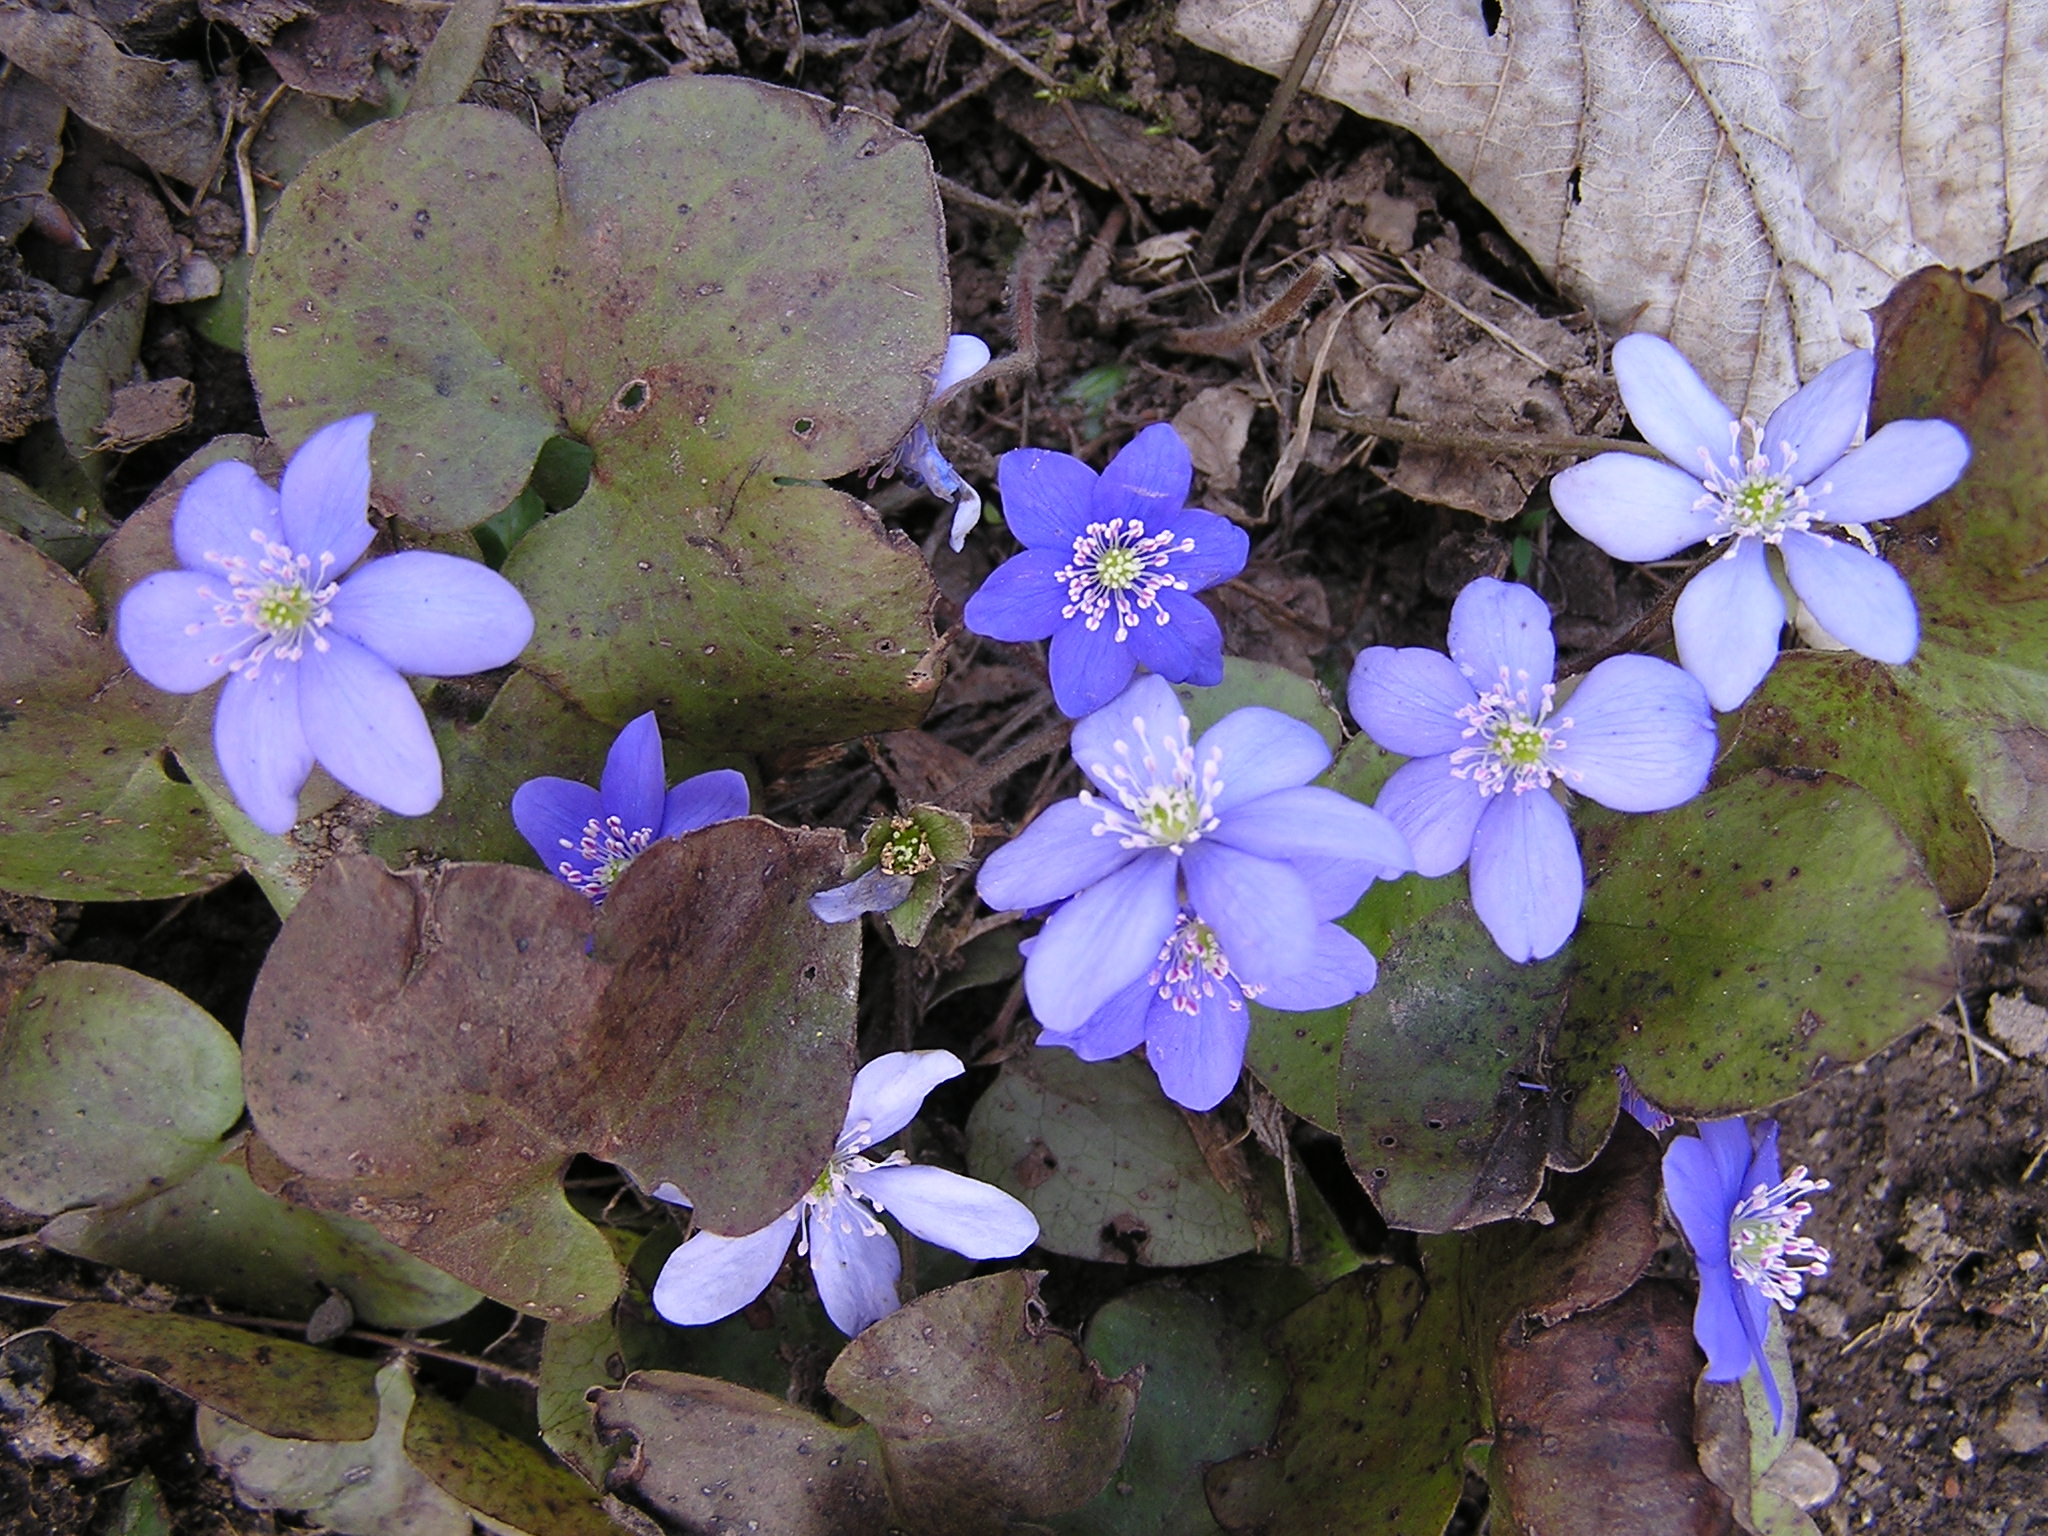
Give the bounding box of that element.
[1397,254,1557,373]
[1196,0,1341,272]
[236,84,289,256]
[935,718,1071,813]
[385,0,673,11]
[936,174,1027,224]
[915,0,1059,89]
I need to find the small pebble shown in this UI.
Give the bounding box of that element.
[1904,1351,1932,1374]
[2018,1249,2042,1272]
[1952,1436,1976,1463]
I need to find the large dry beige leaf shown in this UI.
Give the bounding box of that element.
[1176,0,2048,409]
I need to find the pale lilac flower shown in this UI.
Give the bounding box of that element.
[962,425,1249,717]
[1046,904,1377,1112]
[511,712,747,903]
[115,415,534,835]
[1551,334,1970,710]
[978,675,1410,1073]
[650,1050,1038,1337]
[1663,1117,1830,1428]
[1347,578,1716,962]
[884,334,989,551]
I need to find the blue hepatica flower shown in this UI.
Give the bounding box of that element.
[1551,334,1971,711]
[650,1050,1039,1337]
[511,712,748,903]
[1348,578,1716,963]
[885,333,990,552]
[115,414,534,835]
[978,674,1411,1110]
[962,424,1249,718]
[1664,1117,1831,1428]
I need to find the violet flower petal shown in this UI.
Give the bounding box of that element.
[510,776,602,872]
[1125,587,1223,683]
[213,663,313,836]
[996,448,1097,547]
[116,570,248,692]
[299,633,442,816]
[1550,453,1721,562]
[1160,509,1252,591]
[326,551,534,676]
[649,1209,800,1326]
[1347,645,1478,757]
[1780,531,1919,665]
[1069,674,1184,797]
[1193,707,1331,812]
[1210,785,1412,875]
[1468,790,1581,962]
[1448,577,1555,691]
[1048,618,1141,718]
[1252,921,1379,1012]
[1047,975,1153,1059]
[961,547,1069,641]
[1804,418,1970,524]
[1145,980,1251,1112]
[1761,349,1871,483]
[1091,422,1191,525]
[1373,755,1485,878]
[1672,538,1786,712]
[599,712,667,836]
[807,1202,903,1337]
[278,413,377,569]
[850,1163,1038,1259]
[1557,655,1716,812]
[1024,849,1178,1031]
[809,866,915,924]
[978,797,1141,912]
[172,460,282,572]
[660,769,750,838]
[1611,333,1738,473]
[1180,841,1316,986]
[840,1048,964,1149]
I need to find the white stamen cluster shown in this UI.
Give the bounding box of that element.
[1056,517,1195,642]
[1729,1165,1832,1310]
[1695,419,1824,552]
[1082,711,1223,854]
[793,1118,910,1252]
[558,816,657,901]
[191,527,339,678]
[1150,912,1261,1016]
[1449,667,1574,797]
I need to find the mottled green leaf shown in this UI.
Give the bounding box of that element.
[111,1470,172,1536]
[1175,657,1340,749]
[0,962,239,1213]
[1337,901,1595,1232]
[536,1308,624,1487]
[1871,270,2048,853]
[196,1362,472,1536]
[1047,1285,1285,1536]
[1564,771,1954,1116]
[400,1375,619,1536]
[1719,653,1991,910]
[594,1372,893,1536]
[247,106,562,533]
[507,475,938,752]
[51,1304,380,1441]
[825,1271,1139,1536]
[1205,1264,1482,1536]
[40,1143,480,1329]
[965,1050,1268,1267]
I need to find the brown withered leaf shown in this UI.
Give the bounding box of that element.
[0,9,218,185]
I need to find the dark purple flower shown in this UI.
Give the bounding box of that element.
[115,414,534,834]
[978,675,1409,1108]
[1663,1117,1831,1428]
[511,712,747,902]
[962,424,1249,717]
[1347,577,1716,962]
